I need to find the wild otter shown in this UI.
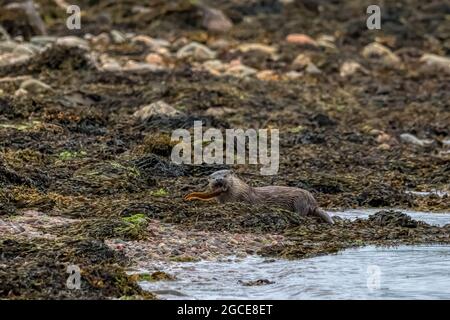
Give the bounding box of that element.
[184,170,334,224]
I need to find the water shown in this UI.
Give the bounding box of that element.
[138,210,450,300]
[330,209,450,227]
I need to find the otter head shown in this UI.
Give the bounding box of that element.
[208,169,234,195]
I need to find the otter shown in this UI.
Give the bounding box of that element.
[184,170,334,224]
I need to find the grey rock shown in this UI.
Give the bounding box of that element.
[176,42,216,61]
[201,6,233,33]
[400,133,434,147]
[19,78,53,94]
[133,101,183,121]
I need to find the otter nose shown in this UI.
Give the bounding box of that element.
[213,178,224,186]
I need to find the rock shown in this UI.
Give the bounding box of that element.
[56,36,89,50]
[238,279,274,286]
[205,107,235,117]
[110,30,126,44]
[443,139,450,147]
[400,133,434,147]
[14,88,28,97]
[369,210,419,228]
[224,63,257,78]
[90,33,111,46]
[145,53,165,66]
[256,70,279,81]
[305,62,321,74]
[131,35,170,50]
[0,53,31,67]
[292,53,311,67]
[376,132,393,144]
[284,71,302,80]
[291,54,321,73]
[378,143,391,150]
[176,42,216,61]
[19,78,53,94]
[123,60,164,72]
[30,36,57,46]
[202,59,227,76]
[0,41,19,54]
[201,6,233,33]
[237,43,277,55]
[419,53,450,74]
[286,33,317,46]
[208,39,232,50]
[316,35,337,50]
[339,61,368,77]
[12,43,40,56]
[361,42,401,67]
[98,54,122,71]
[133,101,183,121]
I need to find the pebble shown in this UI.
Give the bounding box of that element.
[208,39,232,50]
[202,59,227,75]
[305,62,321,74]
[284,71,302,80]
[201,6,233,33]
[378,143,391,150]
[339,61,368,77]
[286,33,317,46]
[237,43,277,55]
[19,79,53,94]
[400,133,434,147]
[256,69,279,81]
[132,36,170,49]
[56,36,90,50]
[90,32,111,46]
[98,54,122,71]
[316,35,337,50]
[224,63,257,78]
[176,42,216,61]
[12,44,38,56]
[205,107,235,117]
[133,101,183,121]
[123,60,165,72]
[291,54,321,73]
[110,30,126,44]
[376,132,392,144]
[419,53,450,74]
[442,139,450,147]
[292,53,311,67]
[145,53,165,66]
[30,36,57,46]
[361,42,401,67]
[0,41,19,54]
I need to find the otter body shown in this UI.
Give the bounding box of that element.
[187,170,334,224]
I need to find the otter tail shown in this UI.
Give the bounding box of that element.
[313,208,334,224]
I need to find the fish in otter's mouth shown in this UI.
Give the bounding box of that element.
[184,170,230,201]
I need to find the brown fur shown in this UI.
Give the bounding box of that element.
[187,170,334,224]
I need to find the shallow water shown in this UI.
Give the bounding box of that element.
[138,210,450,300]
[139,245,450,299]
[331,209,450,226]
